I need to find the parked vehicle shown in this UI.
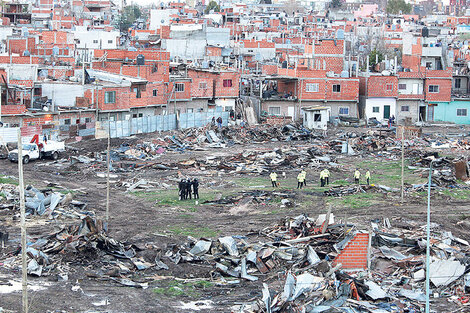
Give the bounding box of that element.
[8,135,65,163]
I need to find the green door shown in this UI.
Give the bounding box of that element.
[383,105,391,119]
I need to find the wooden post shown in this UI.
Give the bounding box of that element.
[17,128,28,313]
[322,207,331,234]
[401,126,405,201]
[106,120,110,222]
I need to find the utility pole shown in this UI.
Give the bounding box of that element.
[401,126,405,201]
[106,117,110,222]
[17,128,28,313]
[425,161,433,313]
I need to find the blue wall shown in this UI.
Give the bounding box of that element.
[433,100,470,124]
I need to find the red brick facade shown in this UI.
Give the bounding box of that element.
[333,232,369,270]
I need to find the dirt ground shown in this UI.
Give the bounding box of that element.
[1,125,470,312]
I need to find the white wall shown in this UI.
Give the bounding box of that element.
[73,29,119,50]
[149,9,178,30]
[41,83,85,107]
[303,109,330,130]
[365,98,396,121]
[398,78,424,95]
[215,98,235,111]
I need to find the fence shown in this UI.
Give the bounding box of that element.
[179,111,229,129]
[96,112,229,139]
[0,112,230,142]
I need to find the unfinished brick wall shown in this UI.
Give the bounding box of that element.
[333,232,369,270]
[367,76,399,98]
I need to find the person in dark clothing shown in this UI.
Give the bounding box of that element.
[192,179,199,199]
[229,109,235,120]
[185,179,192,200]
[216,116,223,129]
[178,179,185,200]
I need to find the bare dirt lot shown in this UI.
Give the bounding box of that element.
[1,125,470,312]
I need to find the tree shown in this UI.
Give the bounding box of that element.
[386,0,412,14]
[331,0,342,8]
[204,1,220,14]
[369,48,384,71]
[116,4,142,32]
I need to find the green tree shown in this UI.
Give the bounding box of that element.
[386,0,412,14]
[204,0,220,14]
[116,4,142,32]
[331,0,342,8]
[369,48,384,71]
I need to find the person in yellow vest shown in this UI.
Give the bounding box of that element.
[320,170,325,187]
[354,169,361,184]
[365,170,371,185]
[297,170,305,189]
[324,169,330,185]
[270,171,278,188]
[301,169,307,186]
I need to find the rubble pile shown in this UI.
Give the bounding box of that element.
[1,216,153,288]
[0,183,91,219]
[227,215,470,312]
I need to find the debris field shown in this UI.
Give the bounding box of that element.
[1,124,470,312]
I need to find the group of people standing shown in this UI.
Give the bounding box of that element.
[269,168,372,189]
[178,179,199,200]
[354,169,371,185]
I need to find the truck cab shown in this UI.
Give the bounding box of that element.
[8,143,40,164]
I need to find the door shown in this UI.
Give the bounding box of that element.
[427,105,434,121]
[288,106,294,117]
[419,106,426,121]
[383,105,391,119]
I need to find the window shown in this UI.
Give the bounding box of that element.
[314,113,321,121]
[248,49,254,53]
[401,105,410,112]
[77,39,80,44]
[398,84,406,90]
[187,108,194,113]
[333,84,341,93]
[133,87,141,98]
[76,119,80,124]
[339,107,349,115]
[223,79,233,87]
[153,89,158,97]
[64,119,71,125]
[372,107,379,113]
[175,83,185,92]
[104,91,116,104]
[138,113,143,117]
[457,108,467,116]
[386,83,393,91]
[85,117,91,123]
[268,107,281,115]
[455,78,461,89]
[132,114,137,118]
[425,62,432,69]
[108,40,113,44]
[199,82,207,89]
[93,39,98,44]
[428,85,439,93]
[306,83,319,92]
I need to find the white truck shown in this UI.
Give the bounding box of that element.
[8,136,65,163]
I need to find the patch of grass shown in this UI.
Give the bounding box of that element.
[327,192,382,209]
[168,225,218,238]
[356,159,424,188]
[153,280,214,298]
[133,189,206,209]
[177,214,193,219]
[441,189,470,200]
[0,176,18,185]
[234,177,270,188]
[332,179,349,185]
